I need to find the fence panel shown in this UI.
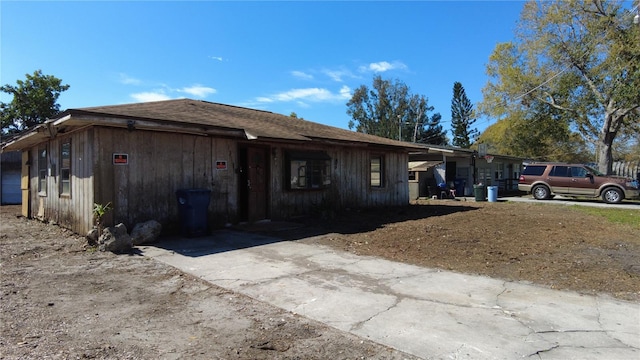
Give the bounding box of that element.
[612,161,640,180]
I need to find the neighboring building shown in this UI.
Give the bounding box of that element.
[1,99,422,235]
[0,150,22,205]
[408,144,525,199]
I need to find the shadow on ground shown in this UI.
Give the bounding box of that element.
[147,204,479,258]
[233,203,479,241]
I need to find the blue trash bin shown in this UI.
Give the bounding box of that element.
[487,186,498,202]
[176,189,211,237]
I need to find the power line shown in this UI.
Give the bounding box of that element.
[478,1,639,138]
[514,66,570,101]
[510,1,627,103]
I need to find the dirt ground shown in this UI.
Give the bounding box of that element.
[2,200,639,359]
[0,205,418,360]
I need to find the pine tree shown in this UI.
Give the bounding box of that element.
[450,82,478,148]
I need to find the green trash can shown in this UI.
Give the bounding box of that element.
[473,184,486,202]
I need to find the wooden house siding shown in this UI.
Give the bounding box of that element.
[26,130,94,234]
[19,126,408,235]
[92,127,238,232]
[269,145,408,219]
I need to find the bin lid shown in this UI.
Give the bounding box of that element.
[177,188,211,193]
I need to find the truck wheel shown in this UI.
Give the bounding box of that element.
[602,187,623,204]
[532,185,550,200]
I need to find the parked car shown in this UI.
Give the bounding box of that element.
[518,163,640,204]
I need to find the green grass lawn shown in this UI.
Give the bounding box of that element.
[573,206,640,230]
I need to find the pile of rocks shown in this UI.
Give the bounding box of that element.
[86,220,162,253]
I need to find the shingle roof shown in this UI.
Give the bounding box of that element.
[67,98,421,149]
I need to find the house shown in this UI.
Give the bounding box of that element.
[1,99,423,235]
[408,144,525,199]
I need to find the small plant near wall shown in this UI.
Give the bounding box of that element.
[93,202,112,236]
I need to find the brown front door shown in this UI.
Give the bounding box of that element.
[246,147,268,222]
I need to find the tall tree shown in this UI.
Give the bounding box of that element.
[346,75,446,144]
[476,104,591,163]
[450,82,478,148]
[1,70,70,135]
[479,0,640,174]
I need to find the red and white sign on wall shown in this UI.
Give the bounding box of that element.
[113,153,128,165]
[215,160,227,170]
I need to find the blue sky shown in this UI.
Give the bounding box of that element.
[1,1,526,135]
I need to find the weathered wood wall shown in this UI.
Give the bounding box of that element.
[92,127,238,232]
[24,125,409,235]
[27,130,95,234]
[269,145,408,219]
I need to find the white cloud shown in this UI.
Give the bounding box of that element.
[291,70,313,80]
[209,56,224,61]
[322,68,356,82]
[275,88,333,102]
[119,73,142,85]
[256,97,274,103]
[257,87,349,104]
[359,61,408,73]
[338,85,352,99]
[178,85,216,98]
[130,92,172,102]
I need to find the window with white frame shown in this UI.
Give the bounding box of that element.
[478,167,491,185]
[495,162,504,180]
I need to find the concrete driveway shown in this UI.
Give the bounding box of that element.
[501,195,640,210]
[140,230,640,359]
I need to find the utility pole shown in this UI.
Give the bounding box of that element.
[412,109,422,143]
[635,0,640,42]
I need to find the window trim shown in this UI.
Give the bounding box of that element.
[60,140,71,197]
[370,155,385,188]
[38,145,48,196]
[286,151,332,191]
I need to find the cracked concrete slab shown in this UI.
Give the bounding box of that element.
[141,230,640,359]
[355,297,544,358]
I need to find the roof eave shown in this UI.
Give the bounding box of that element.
[1,124,50,152]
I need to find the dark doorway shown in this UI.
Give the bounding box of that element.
[446,161,457,183]
[238,146,269,222]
